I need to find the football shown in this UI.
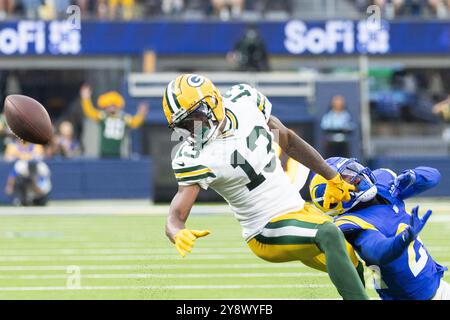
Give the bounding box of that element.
[3,94,53,145]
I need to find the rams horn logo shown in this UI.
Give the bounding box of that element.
[187,75,205,87]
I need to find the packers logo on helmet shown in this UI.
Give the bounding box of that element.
[162,74,224,145]
[186,75,205,87]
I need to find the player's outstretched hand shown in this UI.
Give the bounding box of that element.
[391,170,416,198]
[406,206,432,241]
[174,229,210,258]
[323,174,356,210]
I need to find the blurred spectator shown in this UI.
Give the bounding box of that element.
[374,0,405,19]
[4,138,44,162]
[320,95,355,158]
[0,0,15,20]
[80,84,149,158]
[108,0,135,20]
[161,0,183,15]
[21,0,40,19]
[432,94,450,121]
[211,0,243,20]
[50,121,81,158]
[432,94,450,151]
[428,0,449,18]
[38,0,72,20]
[0,113,15,155]
[5,159,51,206]
[227,24,270,71]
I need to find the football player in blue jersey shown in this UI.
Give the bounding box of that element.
[309,157,449,300]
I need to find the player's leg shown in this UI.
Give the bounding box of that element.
[314,222,368,300]
[247,206,368,299]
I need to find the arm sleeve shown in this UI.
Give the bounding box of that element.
[171,144,217,190]
[81,98,102,121]
[353,229,411,265]
[124,113,145,129]
[398,167,441,200]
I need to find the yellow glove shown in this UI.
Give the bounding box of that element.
[323,174,356,210]
[174,229,210,258]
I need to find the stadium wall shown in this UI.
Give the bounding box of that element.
[0,158,152,204]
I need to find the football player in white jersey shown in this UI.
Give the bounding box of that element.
[163,74,368,300]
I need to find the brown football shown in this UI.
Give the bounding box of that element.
[4,94,53,145]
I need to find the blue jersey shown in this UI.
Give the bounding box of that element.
[335,167,447,300]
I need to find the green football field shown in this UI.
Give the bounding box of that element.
[0,199,449,300]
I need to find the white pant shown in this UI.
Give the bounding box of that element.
[432,280,450,300]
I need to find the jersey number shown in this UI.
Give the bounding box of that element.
[104,118,125,140]
[223,84,251,102]
[230,126,275,191]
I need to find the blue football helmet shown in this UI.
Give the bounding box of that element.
[310,157,378,215]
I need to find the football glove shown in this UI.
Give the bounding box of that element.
[174,229,210,258]
[323,173,356,210]
[390,170,416,198]
[403,206,432,243]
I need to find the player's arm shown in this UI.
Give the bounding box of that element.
[125,102,149,129]
[345,206,432,265]
[268,115,354,208]
[391,167,441,199]
[166,184,210,257]
[79,84,102,122]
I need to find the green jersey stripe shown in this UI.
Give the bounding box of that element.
[260,97,266,115]
[176,172,216,182]
[173,165,208,174]
[226,108,239,129]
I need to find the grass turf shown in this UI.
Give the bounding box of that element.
[0,200,449,299]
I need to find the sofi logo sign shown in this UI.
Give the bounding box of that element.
[0,21,81,55]
[284,20,389,55]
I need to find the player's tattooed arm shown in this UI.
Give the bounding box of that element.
[165,184,201,243]
[267,115,337,179]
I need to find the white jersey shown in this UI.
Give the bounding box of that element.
[171,84,304,241]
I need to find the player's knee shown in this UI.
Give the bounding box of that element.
[315,222,346,252]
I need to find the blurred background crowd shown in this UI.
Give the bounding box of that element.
[0,0,448,205]
[0,0,449,20]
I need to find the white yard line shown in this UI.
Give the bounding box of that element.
[0,272,325,280]
[0,264,305,271]
[0,284,333,291]
[0,254,254,262]
[0,205,231,216]
[0,248,250,255]
[0,246,447,256]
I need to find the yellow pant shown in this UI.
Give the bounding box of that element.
[247,204,359,272]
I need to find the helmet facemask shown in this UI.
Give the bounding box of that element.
[171,97,223,148]
[340,160,378,209]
